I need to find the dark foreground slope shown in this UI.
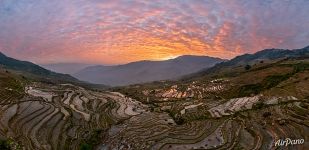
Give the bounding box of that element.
[0,52,107,89]
[0,52,78,82]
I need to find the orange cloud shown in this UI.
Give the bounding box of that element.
[0,0,308,64]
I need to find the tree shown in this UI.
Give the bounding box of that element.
[245,65,251,70]
[262,112,271,118]
[0,140,10,150]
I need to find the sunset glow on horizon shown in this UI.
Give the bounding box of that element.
[0,0,308,65]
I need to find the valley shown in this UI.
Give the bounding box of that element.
[1,53,308,149]
[73,55,224,86]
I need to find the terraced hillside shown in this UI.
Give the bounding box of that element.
[113,57,309,149]
[0,57,308,149]
[0,71,148,149]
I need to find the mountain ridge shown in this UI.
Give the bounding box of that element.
[0,51,77,81]
[74,55,224,86]
[185,46,309,79]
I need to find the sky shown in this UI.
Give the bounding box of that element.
[0,0,308,65]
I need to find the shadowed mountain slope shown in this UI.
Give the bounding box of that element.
[74,55,224,86]
[0,52,107,89]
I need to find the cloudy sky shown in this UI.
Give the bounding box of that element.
[0,0,308,64]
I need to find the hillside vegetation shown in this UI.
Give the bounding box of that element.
[0,48,308,149]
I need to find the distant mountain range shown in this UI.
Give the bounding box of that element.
[188,46,309,78]
[73,55,224,86]
[41,63,92,74]
[2,46,308,87]
[220,46,309,66]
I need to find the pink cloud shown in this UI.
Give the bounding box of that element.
[0,0,308,64]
